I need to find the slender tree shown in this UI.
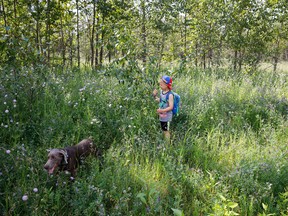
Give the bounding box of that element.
[45,0,51,64]
[95,7,99,67]
[91,0,96,67]
[1,0,8,35]
[76,0,80,68]
[140,0,147,65]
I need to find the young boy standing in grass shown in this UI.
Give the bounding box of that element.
[152,75,174,141]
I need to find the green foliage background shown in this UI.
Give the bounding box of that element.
[1,0,288,71]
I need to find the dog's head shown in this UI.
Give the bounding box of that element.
[44,149,68,174]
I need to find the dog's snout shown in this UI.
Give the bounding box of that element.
[44,164,48,170]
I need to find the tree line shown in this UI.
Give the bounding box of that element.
[1,0,288,72]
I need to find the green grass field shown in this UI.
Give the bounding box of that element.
[0,65,287,215]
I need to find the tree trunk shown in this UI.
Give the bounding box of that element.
[184,11,187,59]
[95,15,99,67]
[1,0,8,34]
[203,52,206,70]
[100,15,104,66]
[76,0,80,68]
[239,51,242,72]
[234,50,238,71]
[273,57,278,72]
[195,42,198,67]
[141,0,147,65]
[208,48,213,68]
[45,0,51,65]
[108,38,111,63]
[35,0,41,57]
[60,15,66,68]
[91,0,96,68]
[284,49,288,61]
[13,0,17,20]
[69,31,74,68]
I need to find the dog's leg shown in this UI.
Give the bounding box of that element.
[70,170,76,179]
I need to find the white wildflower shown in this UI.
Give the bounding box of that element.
[22,195,28,201]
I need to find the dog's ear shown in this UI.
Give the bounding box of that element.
[59,149,68,164]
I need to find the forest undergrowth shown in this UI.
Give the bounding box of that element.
[0,64,287,215]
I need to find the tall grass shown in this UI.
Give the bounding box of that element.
[0,65,287,215]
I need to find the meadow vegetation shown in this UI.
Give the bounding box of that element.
[0,64,287,215]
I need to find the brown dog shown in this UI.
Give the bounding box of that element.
[44,138,100,177]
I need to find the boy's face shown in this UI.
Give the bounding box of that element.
[159,79,168,91]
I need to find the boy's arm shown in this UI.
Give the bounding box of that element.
[152,89,160,102]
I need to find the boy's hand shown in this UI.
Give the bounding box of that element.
[157,109,167,118]
[157,109,164,113]
[152,89,158,97]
